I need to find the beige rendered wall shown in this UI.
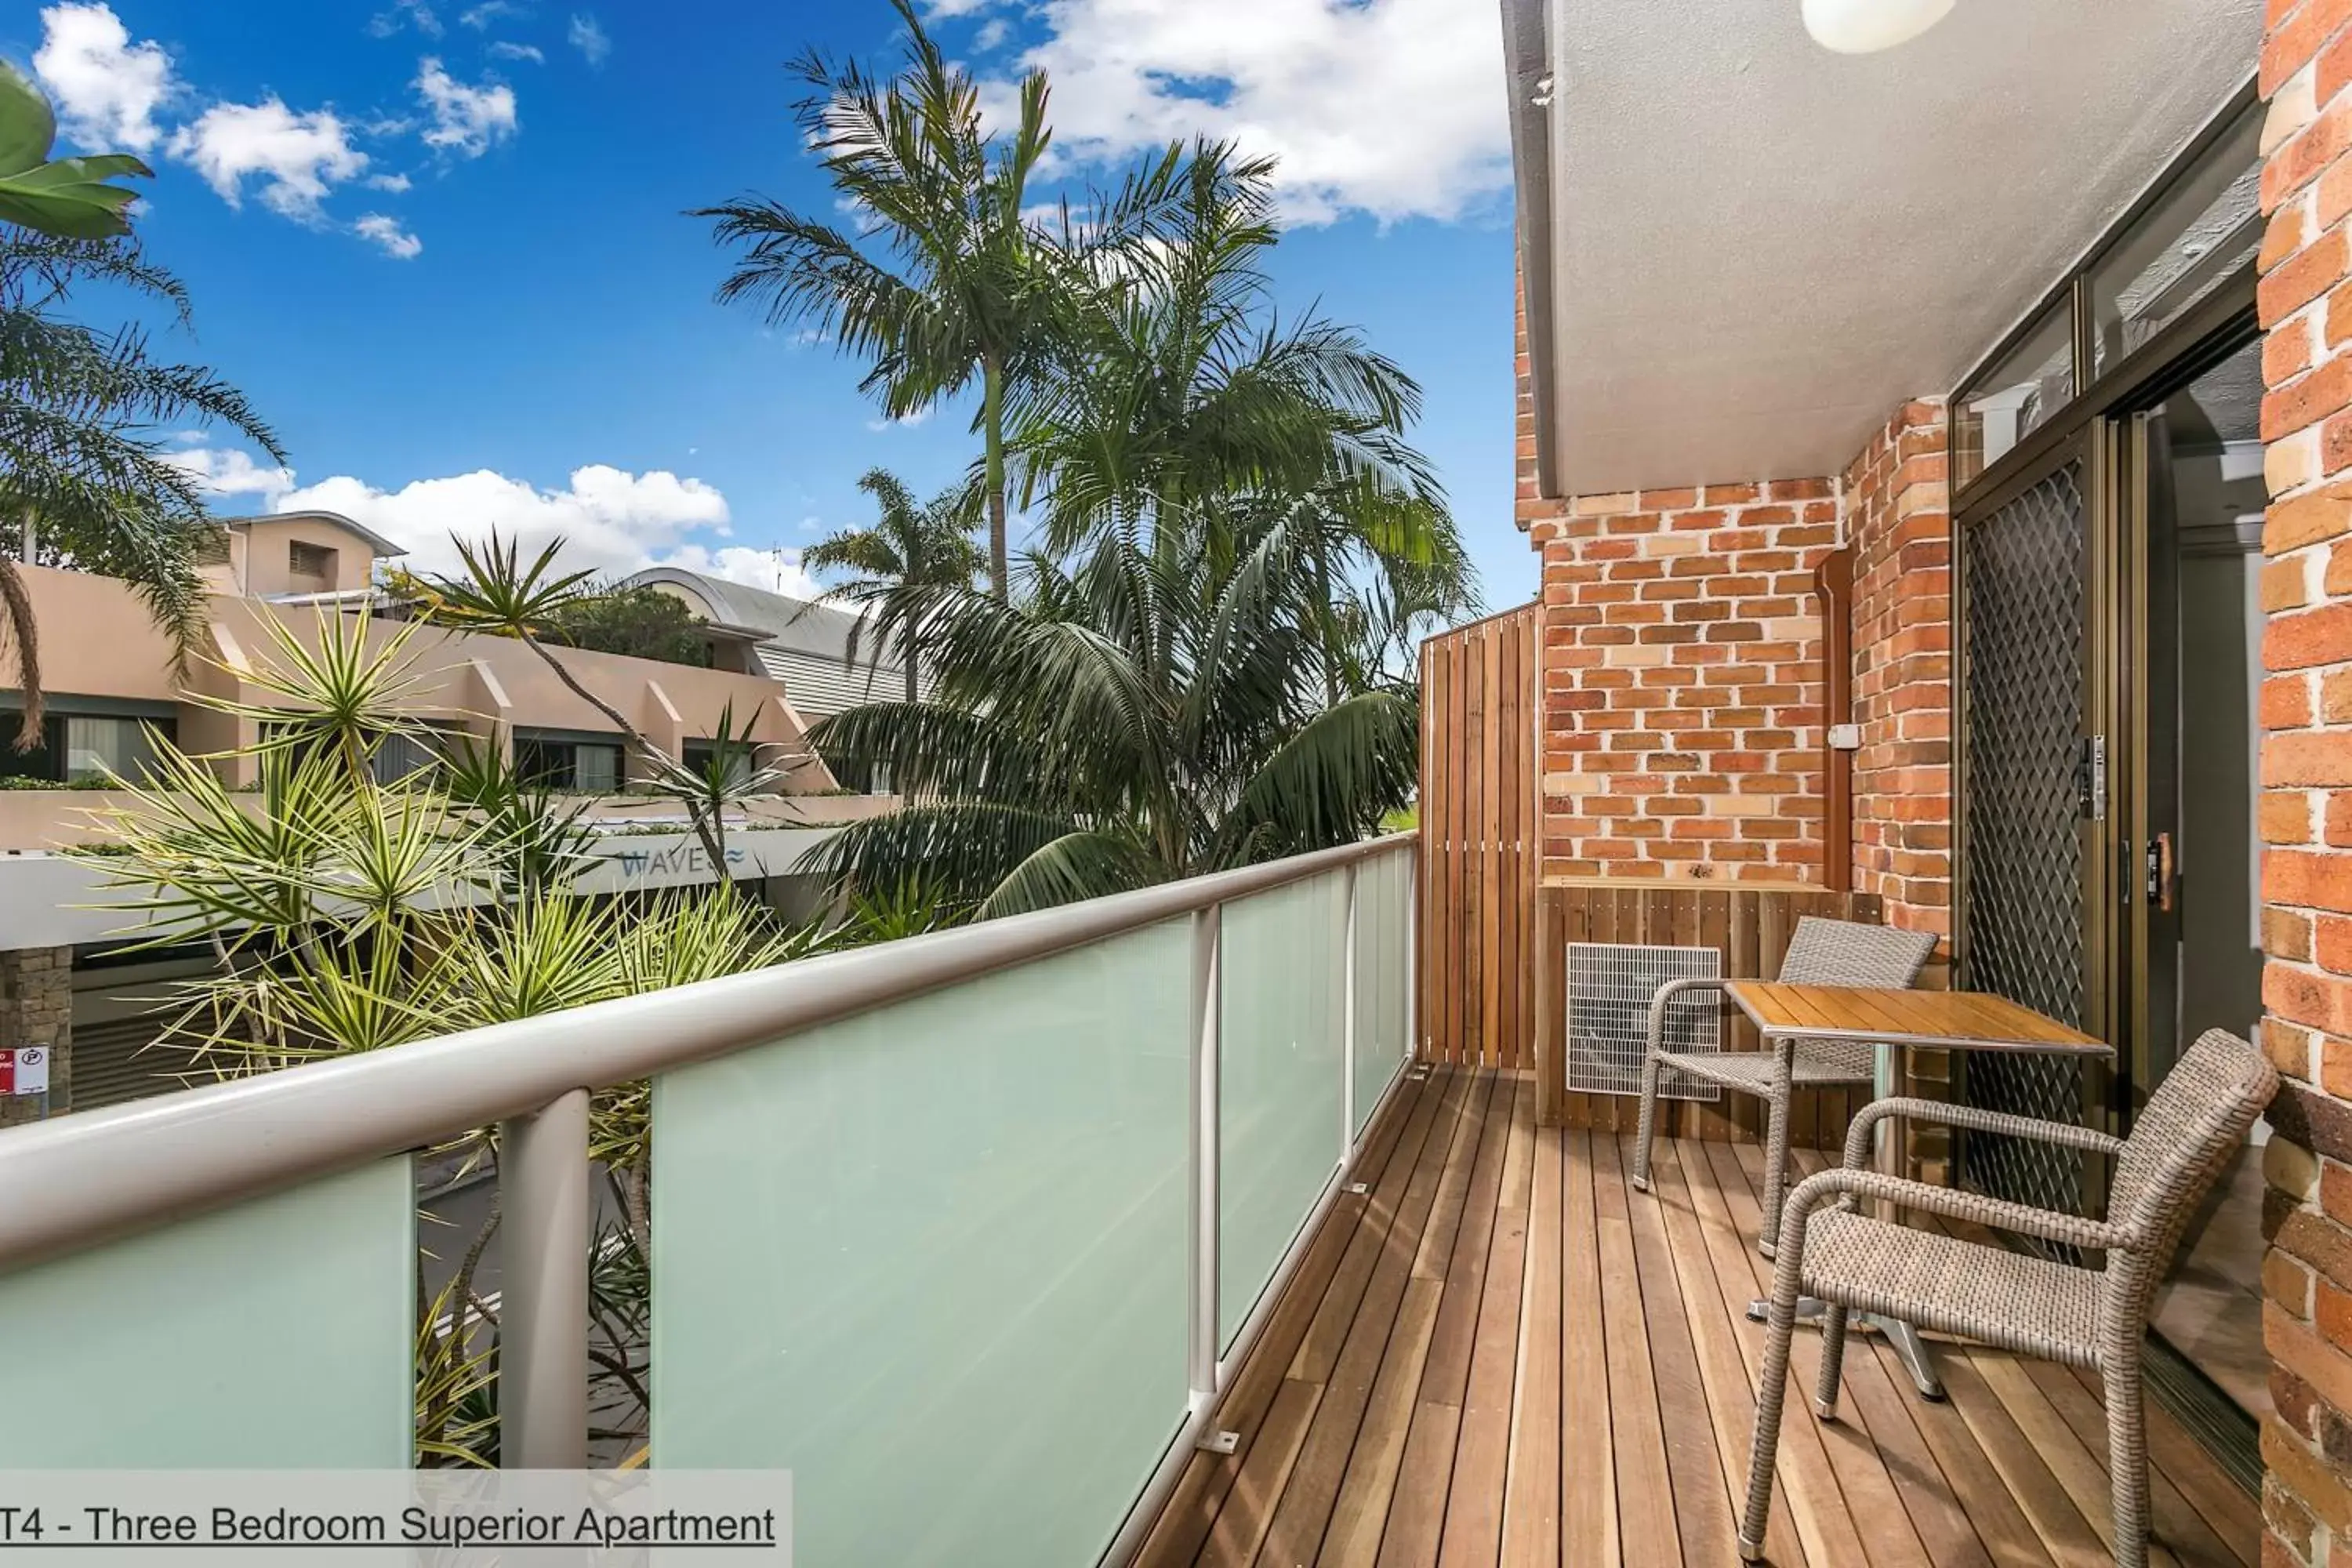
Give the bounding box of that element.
[8,564,836,791]
[230,517,383,596]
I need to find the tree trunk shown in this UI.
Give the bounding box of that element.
[1314,540,1341,710]
[982,354,1009,602]
[904,640,919,706]
[0,554,42,751]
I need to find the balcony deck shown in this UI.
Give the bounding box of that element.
[1133,1065,2259,1567]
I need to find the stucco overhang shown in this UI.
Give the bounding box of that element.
[1504,0,2261,499]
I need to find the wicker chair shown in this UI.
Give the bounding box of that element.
[1737,1027,2278,1568]
[1630,916,1936,1254]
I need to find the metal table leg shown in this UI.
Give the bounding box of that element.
[1740,1039,1946,1404]
[1740,1298,1946,1399]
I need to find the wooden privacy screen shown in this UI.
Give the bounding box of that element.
[1417,604,1539,1070]
[1534,884,1900,1143]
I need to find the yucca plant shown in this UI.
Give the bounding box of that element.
[71,596,821,1464]
[416,534,808,894]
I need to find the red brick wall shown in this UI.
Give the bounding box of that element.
[1844,400,1955,938]
[1528,487,1836,882]
[2259,5,2352,1563]
[1518,287,1946,889]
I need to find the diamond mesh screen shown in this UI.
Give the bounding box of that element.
[1960,463,2089,1231]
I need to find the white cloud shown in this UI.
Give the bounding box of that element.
[32,2,178,153]
[488,40,545,64]
[652,545,819,600]
[365,171,412,191]
[972,18,1009,51]
[415,57,517,156]
[168,99,369,220]
[988,0,1507,225]
[354,212,422,258]
[165,445,296,509]
[368,0,444,38]
[566,13,609,65]
[864,408,932,432]
[459,0,527,27]
[266,463,733,581]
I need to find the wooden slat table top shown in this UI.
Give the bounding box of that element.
[1722,982,2112,1057]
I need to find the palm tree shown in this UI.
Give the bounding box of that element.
[801,517,1421,919]
[803,467,985,702]
[1004,140,1477,701]
[0,231,285,747]
[1009,143,1436,529]
[695,0,1179,601]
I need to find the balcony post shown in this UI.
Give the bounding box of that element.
[1187,902,1221,1402]
[1341,863,1359,1169]
[500,1087,590,1468]
[1405,840,1421,1062]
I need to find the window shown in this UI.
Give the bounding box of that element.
[681,742,753,793]
[368,730,445,786]
[1951,89,2258,498]
[0,717,58,782]
[516,736,622,791]
[2089,99,2262,379]
[288,540,338,583]
[0,713,175,785]
[574,744,622,793]
[63,716,164,783]
[1952,301,2075,491]
[515,739,568,788]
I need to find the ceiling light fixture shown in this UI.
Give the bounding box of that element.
[1801,0,1956,54]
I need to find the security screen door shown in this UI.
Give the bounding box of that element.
[1955,449,2108,1231]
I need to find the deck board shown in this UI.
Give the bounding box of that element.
[1132,1066,2259,1567]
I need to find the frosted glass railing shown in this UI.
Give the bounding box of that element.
[1218,869,1348,1347]
[1352,845,1414,1137]
[652,917,1195,1565]
[0,1156,414,1466]
[655,837,1417,1565]
[0,833,1414,1567]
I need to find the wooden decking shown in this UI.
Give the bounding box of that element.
[1132,1065,2259,1567]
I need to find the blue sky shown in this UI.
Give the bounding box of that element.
[9,0,1527,609]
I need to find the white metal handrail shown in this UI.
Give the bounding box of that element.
[0,830,1421,1525]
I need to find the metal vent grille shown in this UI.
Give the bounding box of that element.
[1564,943,1720,1099]
[1960,462,2089,1234]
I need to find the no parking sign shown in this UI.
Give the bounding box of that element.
[0,1046,49,1096]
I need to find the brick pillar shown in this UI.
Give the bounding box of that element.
[0,946,69,1127]
[2258,4,2352,1561]
[1844,399,1954,940]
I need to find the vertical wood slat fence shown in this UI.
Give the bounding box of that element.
[1416,604,1539,1071]
[1534,883,1908,1144]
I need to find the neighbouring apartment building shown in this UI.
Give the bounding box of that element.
[0,510,888,1126]
[1497,0,2352,1548]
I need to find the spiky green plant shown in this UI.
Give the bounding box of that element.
[70,595,822,1464]
[416,535,809,891]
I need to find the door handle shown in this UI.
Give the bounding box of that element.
[2145,832,2174,913]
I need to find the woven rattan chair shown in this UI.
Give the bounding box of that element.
[1737,1027,2277,1568]
[1630,916,1935,1253]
